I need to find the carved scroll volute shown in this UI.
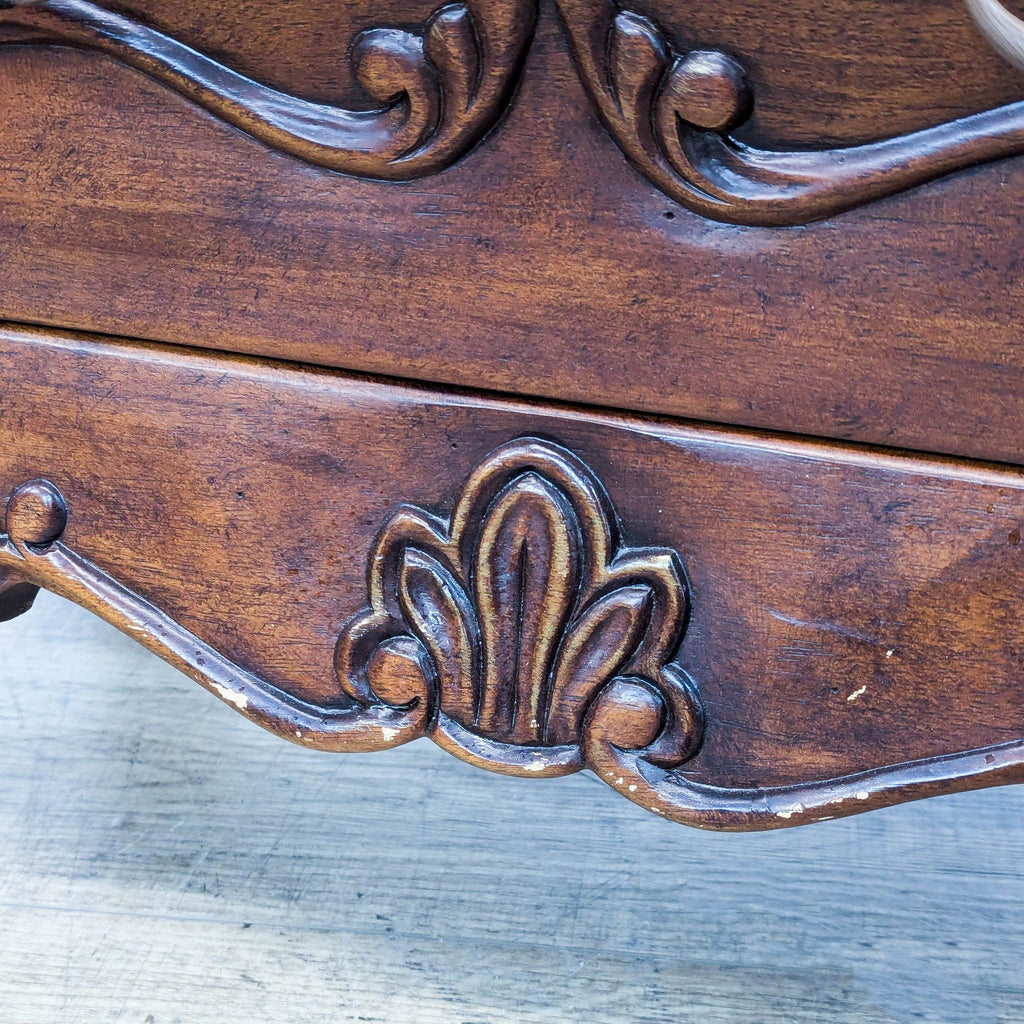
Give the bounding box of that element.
[0,0,538,179]
[335,438,705,777]
[555,0,1024,226]
[0,479,64,621]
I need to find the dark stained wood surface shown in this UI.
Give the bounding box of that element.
[1,2,1024,458]
[2,591,1024,1022]
[3,324,1024,829]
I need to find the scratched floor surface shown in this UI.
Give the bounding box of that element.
[0,592,1022,1024]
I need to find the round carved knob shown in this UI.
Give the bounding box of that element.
[5,479,68,547]
[586,678,665,751]
[666,50,753,132]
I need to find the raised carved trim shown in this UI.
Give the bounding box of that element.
[555,0,1024,225]
[3,448,1024,831]
[6,0,1024,219]
[0,0,537,179]
[334,437,703,776]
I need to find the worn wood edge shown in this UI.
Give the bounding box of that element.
[3,483,1023,833]
[4,323,1024,831]
[5,319,1024,488]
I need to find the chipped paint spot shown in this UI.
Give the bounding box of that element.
[524,759,548,773]
[886,649,895,658]
[211,682,248,710]
[615,777,624,786]
[847,685,867,702]
[628,784,637,792]
[776,802,805,820]
[295,730,302,739]
[529,717,540,730]
[380,725,401,743]
[856,790,870,800]
[605,770,616,777]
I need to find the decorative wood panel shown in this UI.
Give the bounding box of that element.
[0,0,538,179]
[4,0,1024,224]
[3,326,1024,830]
[557,0,1024,224]
[4,2,1024,462]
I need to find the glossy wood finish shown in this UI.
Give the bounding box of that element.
[7,0,1024,225]
[3,325,1024,830]
[6,0,1019,144]
[560,0,1024,225]
[2,2,1024,460]
[0,0,537,180]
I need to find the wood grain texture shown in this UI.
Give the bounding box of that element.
[3,325,1024,829]
[2,1,1024,460]
[2,592,1024,1023]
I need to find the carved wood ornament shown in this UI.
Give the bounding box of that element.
[3,0,1024,221]
[4,439,1024,831]
[333,438,703,777]
[557,0,1024,225]
[0,0,538,179]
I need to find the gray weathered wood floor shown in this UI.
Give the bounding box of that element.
[1,593,1022,1024]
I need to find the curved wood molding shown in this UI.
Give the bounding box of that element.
[5,0,1024,217]
[966,0,1024,72]
[555,0,1024,225]
[4,443,1024,832]
[0,0,537,179]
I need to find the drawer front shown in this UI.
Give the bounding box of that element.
[3,1,1024,462]
[3,325,1023,829]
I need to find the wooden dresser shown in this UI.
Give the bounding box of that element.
[2,0,1024,832]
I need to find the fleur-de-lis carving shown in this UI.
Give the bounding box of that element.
[335,437,704,776]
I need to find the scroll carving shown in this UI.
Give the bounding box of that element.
[555,0,1024,225]
[3,446,1024,831]
[0,0,537,179]
[6,0,1024,218]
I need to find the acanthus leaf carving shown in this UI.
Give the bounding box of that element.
[0,0,537,179]
[334,437,704,776]
[4,447,1024,830]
